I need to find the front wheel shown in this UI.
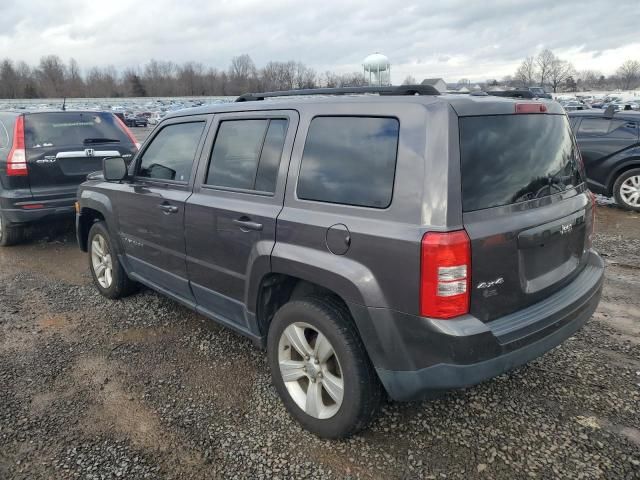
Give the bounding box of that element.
[88,222,138,299]
[613,168,640,212]
[267,296,382,438]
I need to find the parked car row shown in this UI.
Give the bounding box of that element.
[0,86,611,438]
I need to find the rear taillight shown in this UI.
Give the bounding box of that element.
[515,103,547,113]
[114,115,141,150]
[420,230,471,319]
[7,115,27,176]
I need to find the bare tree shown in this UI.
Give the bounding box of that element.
[227,54,258,95]
[536,49,556,86]
[616,60,640,90]
[0,60,20,98]
[0,55,390,99]
[85,66,119,97]
[402,75,417,85]
[576,70,602,90]
[67,59,85,97]
[36,55,67,97]
[548,59,575,92]
[515,56,536,87]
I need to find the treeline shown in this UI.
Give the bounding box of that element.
[0,54,368,99]
[503,49,640,92]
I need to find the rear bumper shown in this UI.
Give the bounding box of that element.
[0,195,76,225]
[349,250,604,401]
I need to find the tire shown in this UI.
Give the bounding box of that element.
[267,295,382,438]
[0,212,24,246]
[88,221,138,299]
[613,168,640,212]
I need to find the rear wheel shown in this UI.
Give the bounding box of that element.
[613,168,640,212]
[0,213,24,246]
[88,222,138,299]
[267,296,382,438]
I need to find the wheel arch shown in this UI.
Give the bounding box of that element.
[77,190,117,252]
[606,159,640,196]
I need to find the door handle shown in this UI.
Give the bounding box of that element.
[159,204,179,214]
[233,217,263,232]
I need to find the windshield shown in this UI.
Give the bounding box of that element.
[24,112,132,149]
[459,114,583,212]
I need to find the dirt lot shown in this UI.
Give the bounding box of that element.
[0,128,639,479]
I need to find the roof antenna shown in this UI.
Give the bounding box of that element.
[62,97,66,111]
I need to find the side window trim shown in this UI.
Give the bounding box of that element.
[0,119,9,150]
[132,116,209,187]
[202,116,290,196]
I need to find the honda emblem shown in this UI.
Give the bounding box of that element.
[85,148,95,157]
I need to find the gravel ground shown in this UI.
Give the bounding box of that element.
[0,128,638,479]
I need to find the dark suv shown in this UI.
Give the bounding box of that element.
[0,110,139,245]
[76,86,604,438]
[569,110,640,211]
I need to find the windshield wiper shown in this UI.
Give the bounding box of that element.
[83,137,121,144]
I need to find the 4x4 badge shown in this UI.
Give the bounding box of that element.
[477,277,504,289]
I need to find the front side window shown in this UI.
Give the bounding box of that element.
[297,116,399,208]
[137,122,205,182]
[206,118,287,193]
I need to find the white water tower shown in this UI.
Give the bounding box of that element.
[363,53,391,86]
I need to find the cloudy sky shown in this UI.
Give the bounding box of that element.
[1,0,639,82]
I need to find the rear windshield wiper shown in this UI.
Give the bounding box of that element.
[83,137,121,144]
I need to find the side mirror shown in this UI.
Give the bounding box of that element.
[103,156,128,182]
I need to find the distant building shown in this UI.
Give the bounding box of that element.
[421,78,447,93]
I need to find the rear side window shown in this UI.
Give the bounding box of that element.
[577,118,610,135]
[24,112,132,148]
[137,122,205,182]
[459,114,583,212]
[206,119,287,193]
[297,116,399,208]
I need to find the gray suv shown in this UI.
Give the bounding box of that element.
[76,86,604,438]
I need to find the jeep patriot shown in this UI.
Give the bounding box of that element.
[76,86,604,438]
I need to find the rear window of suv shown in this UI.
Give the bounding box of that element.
[24,112,131,148]
[297,116,399,208]
[459,114,583,212]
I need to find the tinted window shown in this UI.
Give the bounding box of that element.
[138,122,205,182]
[577,118,610,135]
[297,117,399,208]
[0,119,9,149]
[606,119,638,140]
[206,119,287,193]
[460,115,583,212]
[255,120,287,192]
[24,112,132,148]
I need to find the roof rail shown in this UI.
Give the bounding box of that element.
[235,85,440,102]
